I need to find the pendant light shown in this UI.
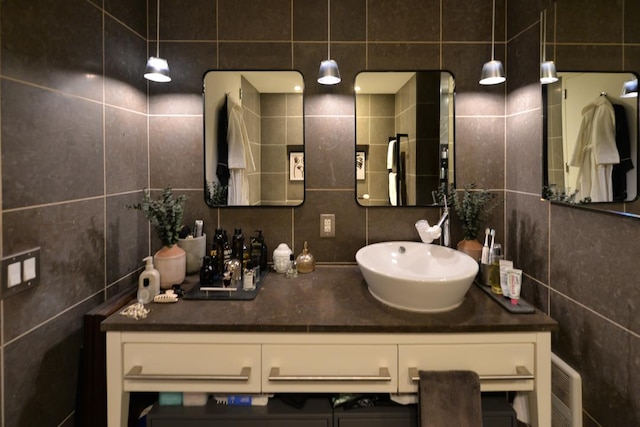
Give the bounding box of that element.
[144,0,171,83]
[620,79,638,98]
[479,0,505,85]
[540,9,558,84]
[317,0,341,85]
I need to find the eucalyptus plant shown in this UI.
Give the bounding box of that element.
[128,187,188,247]
[451,183,499,241]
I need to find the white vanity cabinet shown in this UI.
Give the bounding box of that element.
[106,331,551,427]
[102,268,557,427]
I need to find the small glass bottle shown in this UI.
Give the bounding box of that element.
[285,254,298,278]
[243,261,256,291]
[489,243,503,294]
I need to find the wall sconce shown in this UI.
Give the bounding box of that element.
[621,79,638,98]
[317,0,341,85]
[540,9,558,84]
[479,0,505,85]
[144,0,171,83]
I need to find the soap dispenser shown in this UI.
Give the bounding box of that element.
[138,256,160,304]
[296,241,316,273]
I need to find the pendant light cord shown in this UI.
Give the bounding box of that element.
[156,0,160,57]
[327,0,331,60]
[490,0,496,61]
[541,10,547,62]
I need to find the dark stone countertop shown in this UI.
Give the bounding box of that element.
[101,266,558,333]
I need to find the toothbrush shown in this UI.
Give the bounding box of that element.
[481,228,490,264]
[488,229,496,264]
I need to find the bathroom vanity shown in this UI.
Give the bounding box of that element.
[102,266,557,427]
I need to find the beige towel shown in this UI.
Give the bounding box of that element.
[418,370,482,427]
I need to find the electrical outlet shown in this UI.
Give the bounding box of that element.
[320,214,335,237]
[1,247,40,299]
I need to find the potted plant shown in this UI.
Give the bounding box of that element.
[129,187,188,289]
[451,183,499,261]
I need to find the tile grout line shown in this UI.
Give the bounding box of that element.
[102,3,108,302]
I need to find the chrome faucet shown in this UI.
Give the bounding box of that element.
[437,205,450,247]
[415,198,450,246]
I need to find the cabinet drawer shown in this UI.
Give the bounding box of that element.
[123,343,261,393]
[262,344,397,393]
[398,344,534,392]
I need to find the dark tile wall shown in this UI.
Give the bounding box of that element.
[507,0,640,425]
[1,0,149,425]
[2,0,638,426]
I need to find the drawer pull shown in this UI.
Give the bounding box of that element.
[125,365,251,381]
[268,367,392,382]
[409,366,534,382]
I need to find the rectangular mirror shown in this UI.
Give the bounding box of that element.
[355,71,455,206]
[203,70,304,207]
[543,71,639,206]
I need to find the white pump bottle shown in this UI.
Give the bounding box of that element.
[137,256,160,304]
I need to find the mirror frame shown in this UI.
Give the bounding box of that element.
[202,69,305,207]
[542,70,640,215]
[354,70,456,207]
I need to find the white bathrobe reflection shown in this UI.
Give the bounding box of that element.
[569,95,620,202]
[227,94,256,205]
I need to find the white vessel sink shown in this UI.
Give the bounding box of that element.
[355,241,479,313]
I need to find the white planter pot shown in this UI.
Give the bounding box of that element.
[178,234,207,275]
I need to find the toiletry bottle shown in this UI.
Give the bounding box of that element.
[242,239,250,269]
[296,241,316,273]
[223,230,231,265]
[489,243,503,294]
[138,256,160,303]
[259,232,268,272]
[243,261,256,291]
[214,228,226,275]
[199,255,216,287]
[231,228,244,261]
[285,254,298,278]
[250,231,263,269]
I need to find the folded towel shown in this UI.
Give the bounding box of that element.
[387,139,396,170]
[418,370,482,427]
[389,172,397,206]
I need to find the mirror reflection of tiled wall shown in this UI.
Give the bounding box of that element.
[546,79,565,189]
[261,93,304,205]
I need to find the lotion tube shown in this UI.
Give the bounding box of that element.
[499,260,514,296]
[507,268,522,305]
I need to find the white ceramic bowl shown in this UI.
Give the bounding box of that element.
[355,241,479,313]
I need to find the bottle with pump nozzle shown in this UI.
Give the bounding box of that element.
[138,256,160,304]
[213,228,225,277]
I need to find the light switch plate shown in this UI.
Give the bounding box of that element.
[1,247,40,299]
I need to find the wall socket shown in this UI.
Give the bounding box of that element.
[1,247,40,299]
[320,214,335,237]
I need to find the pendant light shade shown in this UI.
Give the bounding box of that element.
[540,61,558,84]
[318,59,341,85]
[479,0,505,85]
[145,57,171,82]
[480,60,506,85]
[621,79,638,98]
[317,0,341,85]
[145,0,171,83]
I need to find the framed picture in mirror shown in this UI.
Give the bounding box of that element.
[289,152,304,181]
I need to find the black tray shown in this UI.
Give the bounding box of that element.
[183,270,268,301]
[474,280,535,314]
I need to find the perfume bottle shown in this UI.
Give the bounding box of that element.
[296,241,316,273]
[285,254,298,278]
